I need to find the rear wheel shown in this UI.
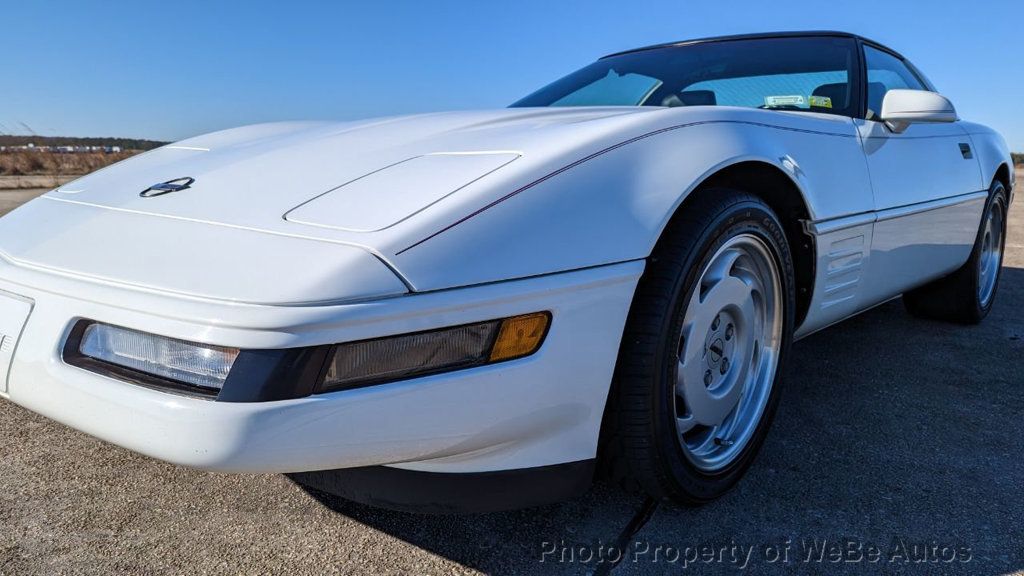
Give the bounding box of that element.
[601,189,795,504]
[903,181,1008,324]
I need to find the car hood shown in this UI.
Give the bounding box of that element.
[43,107,658,231]
[0,107,667,303]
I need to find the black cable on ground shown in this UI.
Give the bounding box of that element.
[590,497,661,576]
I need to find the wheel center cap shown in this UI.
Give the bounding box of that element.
[708,338,725,364]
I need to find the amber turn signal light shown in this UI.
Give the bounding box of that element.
[318,312,551,393]
[489,312,551,362]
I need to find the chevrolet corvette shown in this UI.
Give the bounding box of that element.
[0,31,1013,512]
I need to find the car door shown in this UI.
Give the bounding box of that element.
[856,44,985,305]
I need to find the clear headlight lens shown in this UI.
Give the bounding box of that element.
[68,312,549,398]
[321,312,550,392]
[78,323,239,391]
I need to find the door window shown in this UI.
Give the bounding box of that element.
[863,45,927,119]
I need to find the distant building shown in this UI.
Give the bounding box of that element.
[0,142,127,154]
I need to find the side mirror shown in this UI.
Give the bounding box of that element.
[879,89,957,133]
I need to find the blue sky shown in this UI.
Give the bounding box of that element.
[2,0,1022,150]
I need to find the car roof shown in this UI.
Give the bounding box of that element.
[602,31,907,61]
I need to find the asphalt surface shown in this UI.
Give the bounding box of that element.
[0,189,53,213]
[1,180,1022,575]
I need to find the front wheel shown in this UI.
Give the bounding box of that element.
[601,189,795,505]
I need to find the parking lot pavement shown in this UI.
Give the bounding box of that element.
[0,189,49,217]
[1,181,1023,575]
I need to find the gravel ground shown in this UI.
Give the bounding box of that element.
[1,179,1022,575]
[0,176,75,191]
[0,189,52,215]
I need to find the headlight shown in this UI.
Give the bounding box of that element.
[318,312,550,392]
[63,312,550,401]
[70,322,239,392]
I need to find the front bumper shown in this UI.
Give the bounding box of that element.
[0,258,642,474]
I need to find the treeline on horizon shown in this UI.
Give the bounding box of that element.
[0,135,166,151]
[0,150,140,176]
[1,135,1021,165]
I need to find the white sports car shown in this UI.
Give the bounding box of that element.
[0,31,1013,512]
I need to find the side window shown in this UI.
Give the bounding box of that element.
[863,45,926,119]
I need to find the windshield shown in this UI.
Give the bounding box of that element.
[512,36,859,117]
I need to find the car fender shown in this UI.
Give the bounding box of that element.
[959,121,1014,196]
[391,112,871,292]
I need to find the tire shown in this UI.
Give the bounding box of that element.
[903,181,1009,325]
[600,188,795,505]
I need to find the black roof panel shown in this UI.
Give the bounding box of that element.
[602,31,905,60]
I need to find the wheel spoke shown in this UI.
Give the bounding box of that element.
[701,275,754,318]
[676,413,697,435]
[676,355,704,396]
[686,427,718,456]
[704,247,742,281]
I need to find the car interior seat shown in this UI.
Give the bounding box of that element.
[661,90,717,107]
